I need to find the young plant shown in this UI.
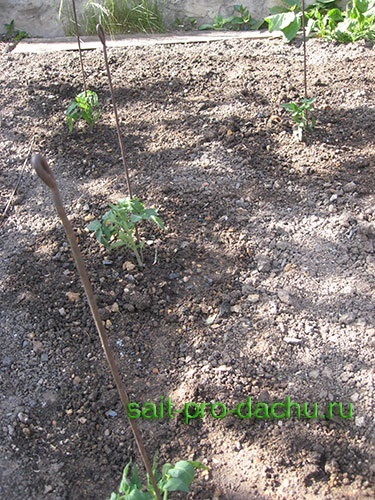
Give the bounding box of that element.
[265,0,304,41]
[66,90,101,133]
[87,197,164,268]
[2,19,29,42]
[175,16,197,30]
[265,0,340,41]
[281,97,316,141]
[305,1,344,38]
[199,5,263,31]
[329,0,375,42]
[110,459,207,500]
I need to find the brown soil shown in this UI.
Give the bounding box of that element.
[0,36,374,499]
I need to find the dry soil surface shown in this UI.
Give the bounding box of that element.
[0,36,374,499]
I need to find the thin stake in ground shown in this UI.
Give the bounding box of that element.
[31,153,161,500]
[96,23,143,262]
[71,0,87,92]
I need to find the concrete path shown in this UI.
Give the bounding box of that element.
[12,30,280,54]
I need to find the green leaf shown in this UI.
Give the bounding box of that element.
[281,16,301,41]
[87,219,102,232]
[327,8,344,22]
[161,463,173,477]
[281,102,298,112]
[269,6,290,15]
[188,461,209,470]
[162,460,197,493]
[265,11,298,31]
[150,215,165,229]
[198,23,214,30]
[119,462,132,493]
[130,214,143,224]
[122,490,152,500]
[163,477,190,493]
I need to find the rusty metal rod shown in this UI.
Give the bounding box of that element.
[97,24,133,198]
[301,0,308,100]
[31,153,161,500]
[71,0,87,93]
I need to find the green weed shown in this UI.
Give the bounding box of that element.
[175,16,197,31]
[199,5,263,31]
[83,0,164,35]
[265,0,375,42]
[327,0,375,42]
[2,20,29,42]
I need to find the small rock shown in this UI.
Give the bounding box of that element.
[339,313,356,325]
[103,260,113,266]
[22,427,31,437]
[278,289,292,305]
[283,337,302,345]
[123,261,136,271]
[343,181,356,193]
[58,308,66,316]
[107,410,118,418]
[256,255,272,272]
[247,294,260,303]
[66,291,80,302]
[350,392,359,402]
[111,302,119,313]
[330,193,338,202]
[259,390,270,402]
[32,340,43,353]
[17,412,29,424]
[84,214,95,222]
[41,353,49,362]
[355,416,365,427]
[324,458,339,475]
[2,356,12,367]
[309,370,319,379]
[168,272,180,280]
[78,417,87,424]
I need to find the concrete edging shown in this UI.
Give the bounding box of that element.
[12,30,281,54]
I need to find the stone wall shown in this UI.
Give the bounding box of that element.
[0,0,347,38]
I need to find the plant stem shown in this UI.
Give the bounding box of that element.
[31,154,160,500]
[71,0,87,93]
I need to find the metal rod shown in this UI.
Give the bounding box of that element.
[71,0,87,93]
[97,24,133,198]
[96,24,143,264]
[31,153,161,500]
[301,0,308,100]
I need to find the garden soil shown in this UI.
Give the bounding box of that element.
[0,35,374,499]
